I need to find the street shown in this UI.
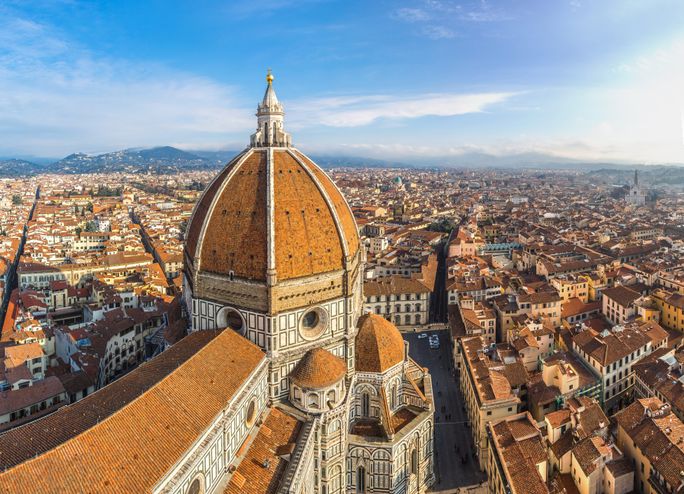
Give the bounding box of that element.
[405,331,486,492]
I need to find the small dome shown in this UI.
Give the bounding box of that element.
[289,348,347,388]
[355,314,405,373]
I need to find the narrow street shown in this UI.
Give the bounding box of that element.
[430,242,448,324]
[0,185,39,322]
[405,331,486,492]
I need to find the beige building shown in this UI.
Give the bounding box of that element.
[364,277,431,328]
[486,412,549,494]
[571,321,668,413]
[459,336,520,471]
[615,397,684,494]
[460,298,497,345]
[602,285,640,325]
[552,275,589,303]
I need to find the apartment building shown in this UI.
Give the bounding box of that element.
[552,275,589,303]
[571,321,668,413]
[651,288,684,331]
[486,412,549,494]
[459,336,521,471]
[615,398,684,494]
[602,285,641,325]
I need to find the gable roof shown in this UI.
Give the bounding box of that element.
[0,329,265,493]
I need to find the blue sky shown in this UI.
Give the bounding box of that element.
[1,0,684,163]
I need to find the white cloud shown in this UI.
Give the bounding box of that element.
[421,25,457,39]
[0,10,518,156]
[0,14,254,156]
[289,91,516,127]
[392,1,511,41]
[393,7,430,22]
[571,36,684,163]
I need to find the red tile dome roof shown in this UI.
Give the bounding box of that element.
[184,147,359,282]
[355,314,405,373]
[289,348,347,388]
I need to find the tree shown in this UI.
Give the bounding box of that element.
[11,194,22,205]
[427,218,459,233]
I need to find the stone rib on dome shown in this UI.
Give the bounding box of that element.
[194,150,268,280]
[294,150,360,259]
[289,348,347,388]
[185,76,360,284]
[185,148,359,282]
[184,149,249,262]
[355,314,405,373]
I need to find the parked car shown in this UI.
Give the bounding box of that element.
[417,333,428,339]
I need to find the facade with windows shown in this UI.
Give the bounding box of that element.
[363,291,429,327]
[571,321,668,413]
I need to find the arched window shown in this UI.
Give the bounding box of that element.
[391,383,397,409]
[356,466,366,494]
[415,314,421,324]
[307,393,319,409]
[405,304,411,312]
[411,448,418,475]
[404,314,411,325]
[361,392,370,416]
[330,465,342,493]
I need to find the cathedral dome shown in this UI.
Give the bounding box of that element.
[355,314,405,373]
[184,74,359,283]
[289,347,347,388]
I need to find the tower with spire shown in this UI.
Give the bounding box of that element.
[626,169,646,206]
[250,69,292,147]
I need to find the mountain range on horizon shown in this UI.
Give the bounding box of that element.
[0,145,682,178]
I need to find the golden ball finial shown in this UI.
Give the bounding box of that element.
[266,68,274,85]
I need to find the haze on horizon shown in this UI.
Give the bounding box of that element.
[1,0,683,164]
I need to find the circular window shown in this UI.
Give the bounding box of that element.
[216,307,245,334]
[188,476,203,494]
[299,307,328,340]
[246,399,257,427]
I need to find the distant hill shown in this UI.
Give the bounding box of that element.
[189,149,241,166]
[1,145,683,177]
[309,155,415,169]
[0,159,44,176]
[52,146,220,174]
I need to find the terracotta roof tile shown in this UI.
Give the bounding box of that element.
[273,150,344,280]
[198,150,268,280]
[188,149,359,282]
[289,348,346,388]
[224,407,302,494]
[0,330,265,493]
[355,314,405,373]
[293,150,359,260]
